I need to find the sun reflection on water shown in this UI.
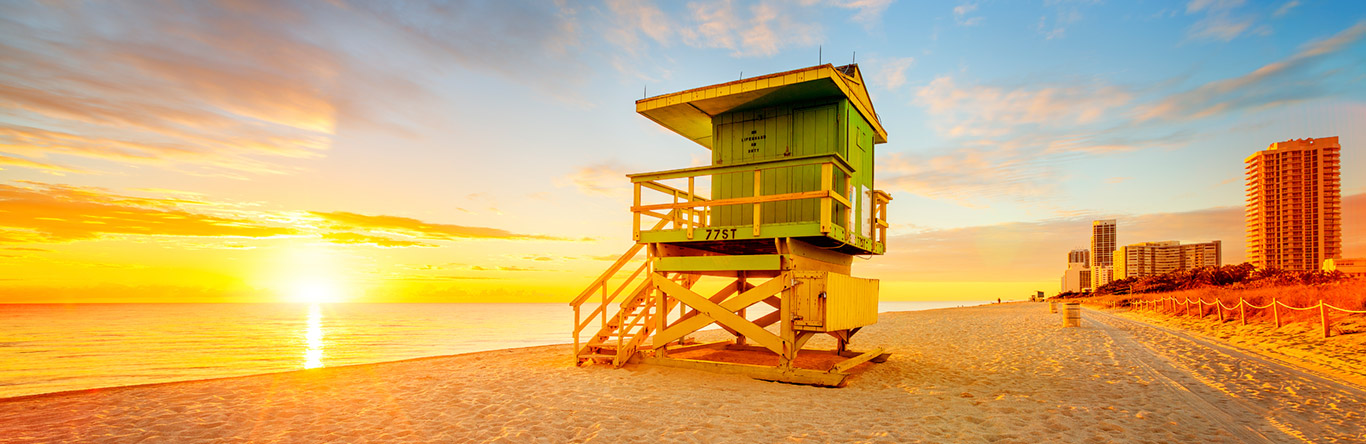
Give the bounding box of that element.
[304,304,324,369]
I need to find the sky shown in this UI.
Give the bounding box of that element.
[0,0,1363,303]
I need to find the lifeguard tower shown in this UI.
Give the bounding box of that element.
[569,64,893,387]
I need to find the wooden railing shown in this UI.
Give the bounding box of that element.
[627,154,874,241]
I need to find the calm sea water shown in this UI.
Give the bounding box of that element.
[0,301,990,398]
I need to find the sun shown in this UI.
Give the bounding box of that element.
[291,278,343,304]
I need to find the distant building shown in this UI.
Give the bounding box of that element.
[1061,263,1092,293]
[1091,220,1116,289]
[1245,137,1341,271]
[1092,265,1113,289]
[1324,258,1366,278]
[1060,248,1092,294]
[1114,240,1222,280]
[1068,249,1090,267]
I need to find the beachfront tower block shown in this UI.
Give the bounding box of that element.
[1090,220,1116,289]
[570,64,893,387]
[1245,137,1342,271]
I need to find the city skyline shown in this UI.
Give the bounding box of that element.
[1,1,1364,303]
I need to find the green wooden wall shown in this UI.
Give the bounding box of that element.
[710,99,876,241]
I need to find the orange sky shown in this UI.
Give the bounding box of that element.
[2,1,1363,303]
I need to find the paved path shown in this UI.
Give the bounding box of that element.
[1084,307,1366,443]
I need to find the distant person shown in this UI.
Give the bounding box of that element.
[997,298,1001,304]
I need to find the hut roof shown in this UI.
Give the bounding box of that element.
[635,64,887,150]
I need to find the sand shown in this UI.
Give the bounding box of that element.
[3,303,1364,443]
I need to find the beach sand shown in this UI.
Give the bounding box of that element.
[3,303,1364,443]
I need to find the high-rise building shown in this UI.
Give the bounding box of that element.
[1245,137,1341,271]
[1060,249,1092,293]
[1114,240,1222,280]
[1091,220,1116,289]
[1068,249,1090,267]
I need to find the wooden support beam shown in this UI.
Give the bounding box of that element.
[830,347,885,374]
[663,340,732,354]
[652,274,787,355]
[634,356,849,387]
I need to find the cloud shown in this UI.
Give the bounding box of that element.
[833,0,895,26]
[0,182,295,243]
[604,0,674,54]
[470,265,538,272]
[1184,0,1254,41]
[0,154,85,175]
[560,162,635,196]
[916,76,1132,138]
[1273,1,1299,18]
[953,2,983,26]
[0,0,587,177]
[321,232,434,248]
[309,211,570,241]
[1035,2,1087,40]
[901,75,1213,204]
[872,57,915,90]
[1139,20,1366,121]
[678,0,823,57]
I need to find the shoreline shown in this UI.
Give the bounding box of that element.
[7,302,1360,442]
[0,343,570,404]
[2,301,1346,401]
[0,301,1003,401]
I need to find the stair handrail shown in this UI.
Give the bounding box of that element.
[571,211,677,360]
[569,211,675,307]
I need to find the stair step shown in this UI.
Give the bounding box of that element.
[578,353,616,359]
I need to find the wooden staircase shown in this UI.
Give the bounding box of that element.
[571,210,694,367]
[575,273,690,367]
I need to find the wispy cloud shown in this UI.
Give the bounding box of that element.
[0,182,295,243]
[559,162,635,196]
[953,2,983,26]
[1139,20,1366,121]
[679,0,823,57]
[320,232,434,248]
[309,211,570,241]
[872,57,915,90]
[915,76,1132,138]
[0,0,587,177]
[833,0,896,26]
[1273,1,1300,18]
[0,154,85,175]
[1185,0,1255,41]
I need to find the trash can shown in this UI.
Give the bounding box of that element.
[1049,301,1058,314]
[1064,303,1081,327]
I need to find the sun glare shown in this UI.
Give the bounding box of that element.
[292,279,342,304]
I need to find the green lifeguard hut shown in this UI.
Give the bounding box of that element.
[570,64,892,386]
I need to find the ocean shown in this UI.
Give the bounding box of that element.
[0,301,991,398]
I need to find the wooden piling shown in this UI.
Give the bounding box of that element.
[1239,299,1246,326]
[1273,298,1281,328]
[1320,300,1329,339]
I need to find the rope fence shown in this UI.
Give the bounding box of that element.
[1129,295,1366,338]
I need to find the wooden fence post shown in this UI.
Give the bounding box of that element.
[1273,298,1280,328]
[1239,299,1246,326]
[1218,301,1224,322]
[1320,300,1329,339]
